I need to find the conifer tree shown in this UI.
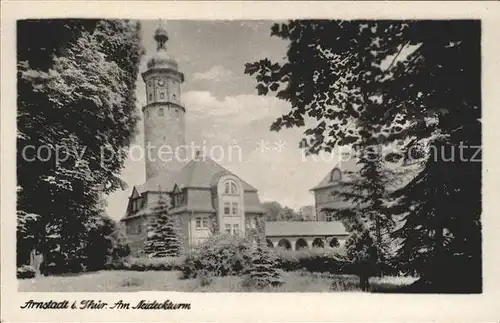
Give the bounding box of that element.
[243,225,283,289]
[144,193,182,258]
[245,246,284,289]
[344,217,379,291]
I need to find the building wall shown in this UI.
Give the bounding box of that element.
[124,215,150,256]
[187,212,213,248]
[314,185,354,221]
[176,212,190,251]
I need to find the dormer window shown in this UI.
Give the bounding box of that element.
[131,196,145,213]
[223,180,239,195]
[330,169,341,182]
[173,191,185,208]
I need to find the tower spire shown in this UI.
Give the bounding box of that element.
[154,19,168,51]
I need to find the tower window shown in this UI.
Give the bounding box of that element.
[175,110,180,119]
[160,92,165,100]
[145,110,150,119]
[149,94,153,102]
[172,94,176,100]
[158,108,164,116]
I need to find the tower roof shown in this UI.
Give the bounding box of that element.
[147,24,179,71]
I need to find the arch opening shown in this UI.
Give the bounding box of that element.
[277,239,291,250]
[295,238,308,250]
[312,238,324,248]
[329,237,340,248]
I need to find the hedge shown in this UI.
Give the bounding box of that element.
[17,265,36,279]
[274,248,349,273]
[105,256,185,271]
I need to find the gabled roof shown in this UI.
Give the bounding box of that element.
[311,156,423,192]
[135,156,258,194]
[122,156,265,221]
[265,221,348,237]
[311,157,362,191]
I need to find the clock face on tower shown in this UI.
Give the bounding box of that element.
[156,78,165,87]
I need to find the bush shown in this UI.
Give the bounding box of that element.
[274,248,348,274]
[197,269,214,287]
[109,256,185,271]
[17,265,36,279]
[181,234,252,279]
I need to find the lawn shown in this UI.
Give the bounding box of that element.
[18,270,417,293]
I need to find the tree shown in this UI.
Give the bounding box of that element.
[83,214,131,271]
[262,201,302,222]
[242,219,283,289]
[328,148,415,276]
[144,193,182,258]
[298,205,316,221]
[245,20,481,292]
[243,245,284,289]
[344,218,379,291]
[262,201,282,221]
[17,19,144,273]
[16,210,40,267]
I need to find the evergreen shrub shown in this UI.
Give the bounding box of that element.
[181,234,252,279]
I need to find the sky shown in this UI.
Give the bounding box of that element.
[105,20,348,221]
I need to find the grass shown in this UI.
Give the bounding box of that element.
[18,270,417,293]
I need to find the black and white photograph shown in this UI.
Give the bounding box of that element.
[2,1,500,322]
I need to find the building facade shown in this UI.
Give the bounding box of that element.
[310,157,362,222]
[121,25,351,255]
[311,154,423,225]
[120,26,265,255]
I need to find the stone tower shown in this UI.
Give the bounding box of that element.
[142,24,186,181]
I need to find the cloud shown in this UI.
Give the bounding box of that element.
[192,65,234,82]
[183,90,287,125]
